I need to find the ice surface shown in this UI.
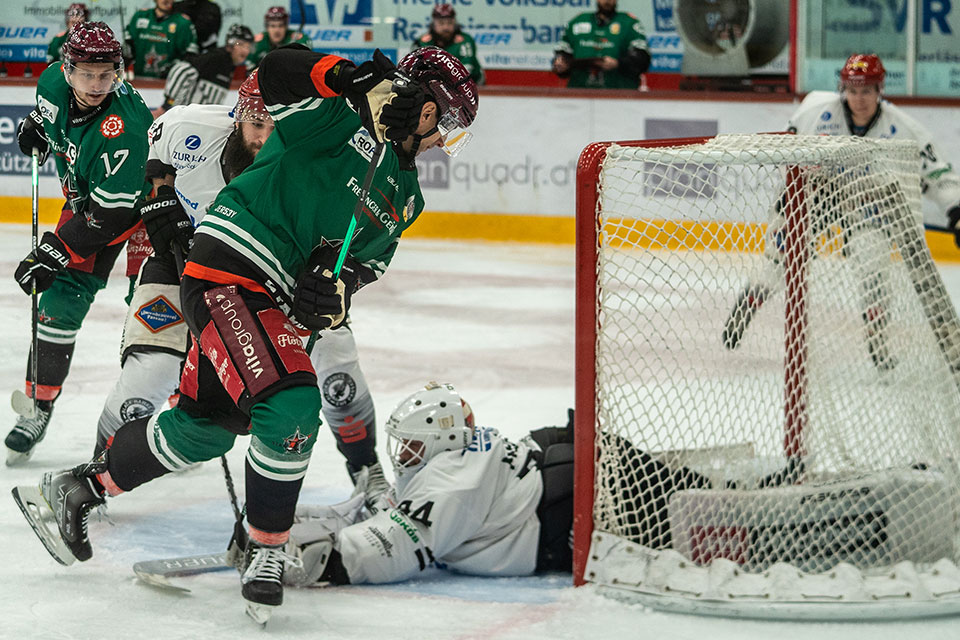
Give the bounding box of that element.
[1,225,959,639]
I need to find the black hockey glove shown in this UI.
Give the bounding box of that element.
[17,109,50,166]
[949,205,960,249]
[139,185,194,258]
[340,50,425,143]
[14,231,70,295]
[292,244,363,331]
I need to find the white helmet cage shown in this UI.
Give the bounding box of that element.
[386,382,475,473]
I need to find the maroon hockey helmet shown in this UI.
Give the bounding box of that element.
[398,45,477,128]
[234,69,271,124]
[840,54,886,89]
[264,6,289,25]
[432,4,456,19]
[66,3,89,23]
[61,21,125,95]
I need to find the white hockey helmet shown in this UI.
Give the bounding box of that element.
[386,382,475,473]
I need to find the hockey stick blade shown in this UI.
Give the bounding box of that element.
[11,390,36,418]
[133,552,231,593]
[11,485,76,566]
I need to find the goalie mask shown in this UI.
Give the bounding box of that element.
[386,382,475,475]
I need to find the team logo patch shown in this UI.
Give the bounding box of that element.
[610,23,621,35]
[323,372,357,408]
[120,397,156,422]
[100,114,124,138]
[148,121,163,143]
[283,427,311,454]
[135,295,184,333]
[185,135,202,150]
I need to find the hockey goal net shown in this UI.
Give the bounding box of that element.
[573,134,960,619]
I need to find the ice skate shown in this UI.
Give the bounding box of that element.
[241,541,292,625]
[5,400,54,466]
[722,284,770,350]
[11,456,106,565]
[349,460,389,512]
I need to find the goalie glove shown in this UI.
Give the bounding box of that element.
[17,109,50,166]
[340,49,425,143]
[949,205,960,249]
[139,185,194,258]
[14,231,70,294]
[285,494,364,586]
[292,244,366,331]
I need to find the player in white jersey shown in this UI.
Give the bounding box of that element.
[275,383,715,586]
[96,72,389,502]
[722,53,960,358]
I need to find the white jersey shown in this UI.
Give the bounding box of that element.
[336,427,543,583]
[146,104,234,226]
[788,91,960,227]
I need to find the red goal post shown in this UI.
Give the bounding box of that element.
[572,133,960,620]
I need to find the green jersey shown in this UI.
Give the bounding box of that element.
[125,8,198,78]
[557,11,647,89]
[413,30,484,85]
[46,30,69,63]
[35,63,153,257]
[246,30,312,71]
[199,83,424,306]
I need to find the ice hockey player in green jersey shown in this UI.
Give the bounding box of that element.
[46,3,88,63]
[246,5,311,72]
[552,0,650,89]
[8,22,153,465]
[124,0,199,78]
[12,45,479,625]
[412,4,484,86]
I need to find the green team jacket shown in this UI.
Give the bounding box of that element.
[246,30,312,71]
[35,63,153,258]
[46,30,69,63]
[556,11,647,89]
[196,49,425,309]
[125,8,198,78]
[412,30,484,85]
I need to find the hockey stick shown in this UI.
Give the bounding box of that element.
[305,142,384,355]
[11,149,42,419]
[133,552,230,593]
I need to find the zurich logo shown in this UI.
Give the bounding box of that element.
[184,135,202,150]
[821,112,831,121]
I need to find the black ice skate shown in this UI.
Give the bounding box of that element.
[11,456,107,565]
[722,284,770,350]
[241,541,291,625]
[5,399,53,466]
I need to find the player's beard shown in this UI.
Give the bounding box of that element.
[221,128,258,183]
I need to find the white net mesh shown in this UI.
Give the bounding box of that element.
[581,134,960,616]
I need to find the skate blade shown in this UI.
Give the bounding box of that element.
[245,601,277,626]
[6,446,35,467]
[11,485,76,566]
[10,390,37,418]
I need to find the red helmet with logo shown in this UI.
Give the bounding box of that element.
[235,69,271,124]
[398,46,477,129]
[840,54,885,89]
[61,22,124,94]
[264,6,289,25]
[432,4,456,19]
[62,21,123,67]
[66,3,89,22]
